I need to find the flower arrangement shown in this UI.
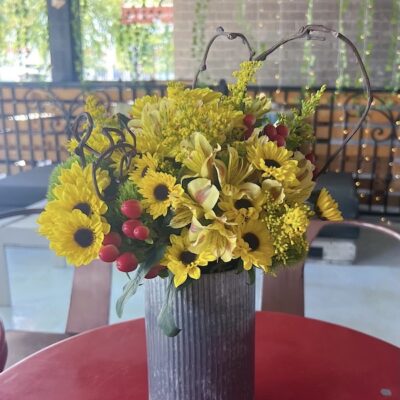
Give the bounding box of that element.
[38,60,343,335]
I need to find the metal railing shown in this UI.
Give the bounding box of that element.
[0,80,399,216]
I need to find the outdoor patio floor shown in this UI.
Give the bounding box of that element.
[0,222,399,347]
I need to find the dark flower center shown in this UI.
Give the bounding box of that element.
[234,198,253,210]
[180,251,197,265]
[243,232,260,251]
[154,184,169,201]
[74,228,94,248]
[73,202,91,216]
[264,159,281,168]
[141,166,149,177]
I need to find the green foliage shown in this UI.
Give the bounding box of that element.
[191,0,210,63]
[116,245,166,318]
[157,276,181,337]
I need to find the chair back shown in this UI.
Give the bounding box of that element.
[262,220,400,316]
[0,319,7,372]
[66,260,112,334]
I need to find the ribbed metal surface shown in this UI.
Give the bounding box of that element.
[145,270,255,400]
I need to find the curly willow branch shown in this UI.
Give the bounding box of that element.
[71,111,138,200]
[255,24,373,177]
[194,24,373,177]
[192,26,256,88]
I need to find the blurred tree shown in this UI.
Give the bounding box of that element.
[0,0,50,79]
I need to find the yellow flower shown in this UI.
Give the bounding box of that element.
[129,152,158,183]
[215,146,253,189]
[263,203,311,266]
[163,231,216,287]
[285,152,315,205]
[52,184,107,216]
[188,218,237,263]
[233,220,274,271]
[57,161,110,195]
[182,132,221,180]
[219,183,265,223]
[261,179,285,204]
[316,188,343,221]
[138,170,183,218]
[41,210,106,266]
[247,139,298,184]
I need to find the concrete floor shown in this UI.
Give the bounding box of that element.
[1,224,399,347]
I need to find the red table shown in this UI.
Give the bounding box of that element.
[0,312,399,399]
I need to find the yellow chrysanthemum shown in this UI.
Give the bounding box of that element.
[41,210,106,266]
[233,220,274,271]
[57,161,110,195]
[247,139,298,184]
[129,152,158,183]
[163,231,216,287]
[316,188,343,221]
[138,170,183,218]
[219,183,265,223]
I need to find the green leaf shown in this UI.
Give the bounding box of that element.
[247,268,256,285]
[116,245,165,318]
[157,277,181,337]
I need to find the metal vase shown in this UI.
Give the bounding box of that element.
[144,270,255,400]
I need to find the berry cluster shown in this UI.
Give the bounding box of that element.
[98,199,163,278]
[262,123,288,147]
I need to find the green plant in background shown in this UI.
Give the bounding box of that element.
[80,0,174,80]
[191,0,209,63]
[355,0,374,87]
[336,0,350,90]
[385,0,400,92]
[0,0,50,79]
[301,0,316,89]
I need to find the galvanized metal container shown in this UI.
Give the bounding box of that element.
[144,270,256,400]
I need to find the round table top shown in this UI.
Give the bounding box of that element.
[0,312,399,400]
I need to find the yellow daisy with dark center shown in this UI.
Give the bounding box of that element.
[316,188,343,221]
[219,183,264,223]
[52,184,108,217]
[233,220,274,271]
[129,152,158,183]
[247,139,298,184]
[44,210,107,266]
[138,170,183,218]
[163,231,216,287]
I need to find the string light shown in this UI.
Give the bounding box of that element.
[355,181,361,187]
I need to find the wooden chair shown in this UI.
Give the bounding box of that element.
[262,220,400,316]
[0,207,112,369]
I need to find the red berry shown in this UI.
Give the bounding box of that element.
[121,200,142,219]
[243,114,256,128]
[122,219,142,238]
[99,244,119,263]
[102,232,122,247]
[263,124,278,140]
[276,135,286,147]
[116,252,138,273]
[276,124,289,139]
[133,225,150,241]
[305,152,316,164]
[244,127,254,140]
[145,264,165,279]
